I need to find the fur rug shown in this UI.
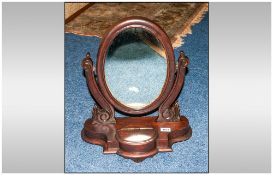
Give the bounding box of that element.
[65,3,208,48]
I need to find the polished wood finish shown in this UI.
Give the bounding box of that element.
[81,17,191,162]
[157,51,189,122]
[82,53,116,124]
[82,115,191,162]
[97,17,176,115]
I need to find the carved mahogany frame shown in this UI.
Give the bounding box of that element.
[97,17,176,115]
[81,17,191,162]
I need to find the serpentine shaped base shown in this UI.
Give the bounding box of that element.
[81,116,191,162]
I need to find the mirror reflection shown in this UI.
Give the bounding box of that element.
[105,28,167,110]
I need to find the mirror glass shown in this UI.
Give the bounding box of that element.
[105,28,167,110]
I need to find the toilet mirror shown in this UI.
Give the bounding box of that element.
[81,17,191,162]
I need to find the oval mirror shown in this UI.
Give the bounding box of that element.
[104,28,167,110]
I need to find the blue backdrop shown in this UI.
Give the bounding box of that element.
[65,13,208,173]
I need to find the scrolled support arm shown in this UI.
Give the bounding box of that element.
[82,52,116,124]
[157,51,189,122]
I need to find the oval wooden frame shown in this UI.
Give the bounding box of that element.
[96,17,176,115]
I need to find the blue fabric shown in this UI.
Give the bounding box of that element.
[65,13,208,173]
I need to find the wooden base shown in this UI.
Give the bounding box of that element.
[82,116,192,162]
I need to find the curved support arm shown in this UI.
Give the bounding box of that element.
[82,52,116,124]
[157,51,189,122]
